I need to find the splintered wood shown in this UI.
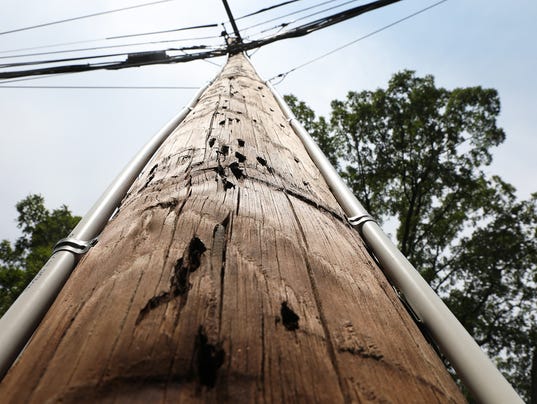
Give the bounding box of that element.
[0,54,465,403]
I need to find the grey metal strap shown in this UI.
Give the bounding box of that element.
[52,237,98,256]
[348,214,376,229]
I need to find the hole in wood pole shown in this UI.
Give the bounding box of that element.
[223,179,236,190]
[229,162,244,180]
[280,302,300,331]
[218,119,226,126]
[237,139,245,147]
[208,138,216,147]
[256,156,267,166]
[215,165,225,177]
[294,156,300,163]
[220,145,229,156]
[195,326,225,388]
[171,237,207,296]
[235,151,246,163]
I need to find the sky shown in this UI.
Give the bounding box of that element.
[0,0,536,242]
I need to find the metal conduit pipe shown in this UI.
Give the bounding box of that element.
[0,65,224,380]
[266,80,523,403]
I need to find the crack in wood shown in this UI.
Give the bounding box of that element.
[213,213,231,338]
[283,191,350,402]
[195,326,225,388]
[136,237,206,324]
[142,199,179,212]
[141,164,158,191]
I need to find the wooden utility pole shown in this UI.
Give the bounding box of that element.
[0,54,465,403]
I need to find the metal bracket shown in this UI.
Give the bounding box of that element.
[53,237,98,256]
[348,214,376,229]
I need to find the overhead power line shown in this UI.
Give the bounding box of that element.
[107,23,219,40]
[251,0,364,38]
[0,0,401,80]
[0,26,220,57]
[0,45,214,70]
[0,36,222,61]
[241,0,341,33]
[269,0,449,83]
[0,85,199,90]
[0,0,177,36]
[236,0,303,20]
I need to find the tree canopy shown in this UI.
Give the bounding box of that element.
[285,71,537,401]
[0,194,80,315]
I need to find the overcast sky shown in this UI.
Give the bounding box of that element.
[0,0,535,242]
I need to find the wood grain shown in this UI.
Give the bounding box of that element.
[0,54,465,403]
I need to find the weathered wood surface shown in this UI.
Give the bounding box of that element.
[0,54,465,403]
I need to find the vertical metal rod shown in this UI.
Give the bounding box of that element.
[263,68,523,403]
[221,0,242,42]
[0,63,225,380]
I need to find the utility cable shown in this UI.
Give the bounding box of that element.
[0,0,401,79]
[245,0,363,40]
[107,23,219,40]
[0,85,199,90]
[241,0,341,33]
[236,0,303,20]
[0,47,230,79]
[0,27,221,56]
[0,0,178,36]
[0,45,216,69]
[268,0,448,83]
[0,36,223,61]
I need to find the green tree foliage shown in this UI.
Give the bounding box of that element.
[285,71,537,401]
[0,194,80,316]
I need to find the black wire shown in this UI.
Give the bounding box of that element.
[244,0,362,40]
[107,23,219,40]
[0,0,178,36]
[241,0,341,32]
[269,0,449,83]
[0,47,230,80]
[0,0,400,80]
[0,45,218,69]
[0,28,220,57]
[0,35,223,61]
[0,85,199,89]
[236,0,303,20]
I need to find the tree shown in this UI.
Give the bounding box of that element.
[0,194,80,316]
[285,71,537,401]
